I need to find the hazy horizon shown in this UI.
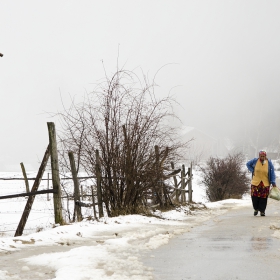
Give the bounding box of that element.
[1,0,280,171]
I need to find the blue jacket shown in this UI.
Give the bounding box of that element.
[246,158,276,185]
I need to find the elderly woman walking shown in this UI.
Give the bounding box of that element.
[246,150,277,216]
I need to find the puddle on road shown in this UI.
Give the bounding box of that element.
[208,237,235,251]
[205,236,272,252]
[249,237,272,251]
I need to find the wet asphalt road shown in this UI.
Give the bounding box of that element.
[144,199,280,280]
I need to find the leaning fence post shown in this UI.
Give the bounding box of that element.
[47,122,64,225]
[95,150,104,218]
[14,146,50,237]
[188,162,193,203]
[20,162,30,193]
[68,151,82,222]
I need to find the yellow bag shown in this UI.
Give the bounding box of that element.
[268,187,280,201]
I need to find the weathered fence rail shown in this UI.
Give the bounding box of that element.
[0,189,57,200]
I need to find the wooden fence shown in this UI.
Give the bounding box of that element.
[0,122,193,237]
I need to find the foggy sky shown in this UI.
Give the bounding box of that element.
[1,0,280,171]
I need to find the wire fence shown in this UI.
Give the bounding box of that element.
[0,171,97,237]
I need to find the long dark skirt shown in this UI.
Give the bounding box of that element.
[251,181,270,213]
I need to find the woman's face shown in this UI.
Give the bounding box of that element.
[259,154,266,160]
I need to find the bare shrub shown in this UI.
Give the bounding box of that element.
[199,152,250,202]
[57,69,190,215]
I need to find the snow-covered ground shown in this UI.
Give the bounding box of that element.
[0,165,277,279]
